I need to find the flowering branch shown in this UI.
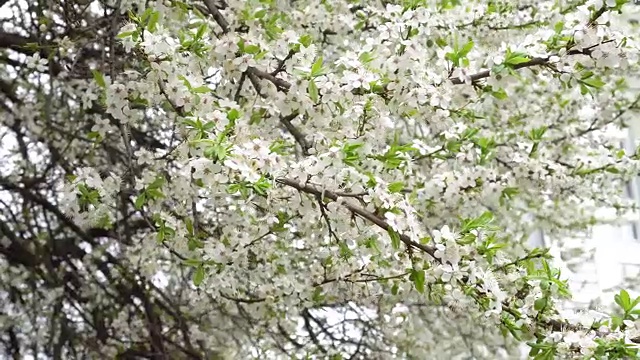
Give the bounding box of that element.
[450,40,618,85]
[276,177,437,258]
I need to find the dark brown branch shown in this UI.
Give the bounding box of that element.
[275,178,437,258]
[202,0,229,33]
[248,67,291,92]
[279,112,311,156]
[450,39,616,85]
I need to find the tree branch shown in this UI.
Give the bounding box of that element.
[275,178,437,258]
[202,0,229,34]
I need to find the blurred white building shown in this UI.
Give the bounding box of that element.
[529,124,640,311]
[530,224,640,310]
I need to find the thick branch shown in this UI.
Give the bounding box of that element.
[279,112,311,155]
[202,0,229,33]
[0,31,30,52]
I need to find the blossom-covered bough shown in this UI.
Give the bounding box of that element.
[2,0,640,358]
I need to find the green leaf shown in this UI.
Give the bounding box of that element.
[506,56,529,65]
[445,51,459,66]
[534,297,548,311]
[147,11,160,32]
[529,126,548,141]
[501,187,519,199]
[227,108,240,121]
[185,218,194,235]
[539,280,550,291]
[491,88,508,99]
[116,31,136,39]
[204,144,228,161]
[163,226,175,237]
[299,34,313,47]
[148,177,165,190]
[459,40,474,57]
[308,79,319,103]
[387,182,404,193]
[461,211,494,232]
[615,289,631,311]
[504,49,531,66]
[411,269,425,293]
[92,70,106,88]
[183,258,201,267]
[192,85,210,93]
[580,83,590,95]
[492,64,506,74]
[581,77,605,89]
[611,315,623,330]
[250,109,266,125]
[202,121,216,131]
[461,127,480,140]
[134,193,146,209]
[359,51,376,64]
[244,44,261,54]
[193,266,205,286]
[311,56,324,77]
[554,21,564,33]
[252,177,271,196]
[341,142,363,166]
[178,75,192,89]
[87,131,102,141]
[338,241,353,259]
[146,188,164,199]
[387,228,401,250]
[391,282,399,295]
[188,237,204,251]
[195,23,207,40]
[311,287,324,303]
[580,71,594,80]
[141,8,153,22]
[445,140,461,153]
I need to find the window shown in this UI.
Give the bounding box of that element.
[528,228,546,248]
[623,126,640,240]
[621,262,640,280]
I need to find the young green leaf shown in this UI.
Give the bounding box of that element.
[308,79,319,103]
[387,228,401,250]
[311,57,324,77]
[92,70,106,88]
[134,193,146,209]
[387,182,404,193]
[193,266,205,286]
[411,269,425,293]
